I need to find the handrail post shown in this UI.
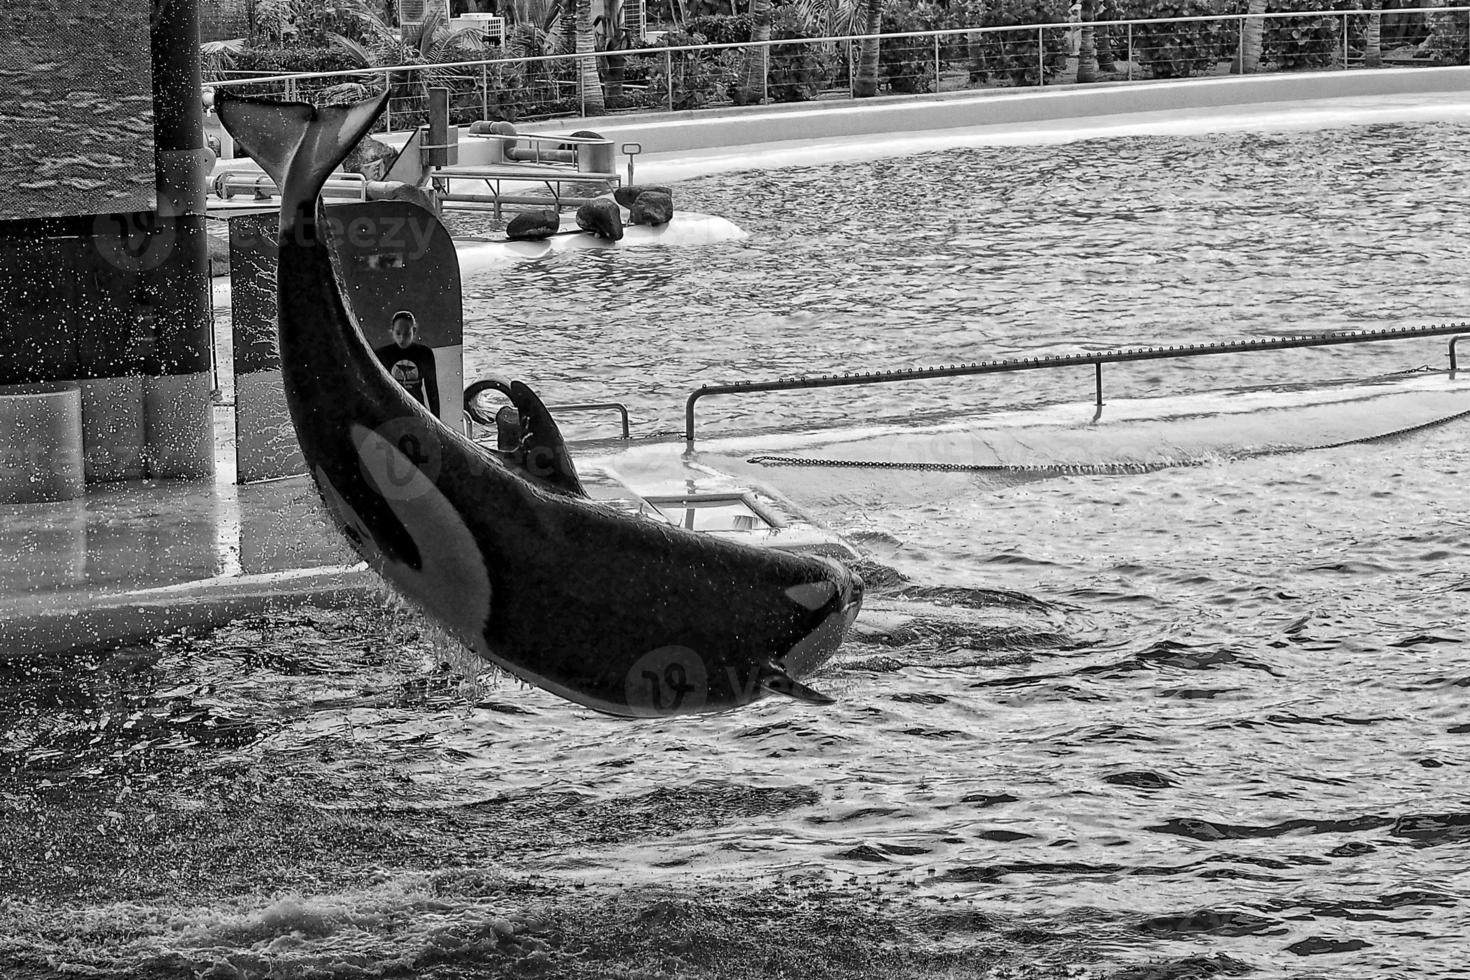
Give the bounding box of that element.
[685,389,703,443]
[1342,11,1348,68]
[1095,362,1104,406]
[665,47,674,112]
[481,61,488,119]
[1128,22,1133,80]
[1038,26,1045,85]
[934,32,942,91]
[1238,16,1245,73]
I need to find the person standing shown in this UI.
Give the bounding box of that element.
[373,310,441,417]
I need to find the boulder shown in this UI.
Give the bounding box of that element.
[628,190,673,227]
[506,209,560,241]
[487,120,519,159]
[344,136,397,181]
[368,180,440,215]
[613,183,673,208]
[575,198,623,241]
[565,129,603,151]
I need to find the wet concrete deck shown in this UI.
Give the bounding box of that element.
[6,368,1467,658]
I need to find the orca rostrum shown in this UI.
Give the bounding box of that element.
[214,90,863,717]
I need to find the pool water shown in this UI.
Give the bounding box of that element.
[4,121,1470,980]
[464,121,1470,439]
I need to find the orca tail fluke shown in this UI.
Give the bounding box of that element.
[215,89,389,230]
[760,666,836,706]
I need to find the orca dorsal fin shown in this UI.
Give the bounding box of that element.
[215,90,389,234]
[509,380,587,498]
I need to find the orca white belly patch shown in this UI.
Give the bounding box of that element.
[342,422,493,649]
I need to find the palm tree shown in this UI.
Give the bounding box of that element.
[1076,0,1099,82]
[1363,0,1383,67]
[742,0,772,104]
[572,0,606,114]
[853,0,883,97]
[335,1,489,66]
[328,2,495,124]
[1095,0,1117,72]
[1236,0,1267,74]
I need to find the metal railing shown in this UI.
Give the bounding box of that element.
[204,6,1470,132]
[683,324,1470,442]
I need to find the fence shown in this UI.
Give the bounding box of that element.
[205,6,1470,133]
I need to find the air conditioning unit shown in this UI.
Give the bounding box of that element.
[449,12,506,45]
[397,0,450,29]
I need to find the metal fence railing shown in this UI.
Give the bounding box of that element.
[204,6,1470,133]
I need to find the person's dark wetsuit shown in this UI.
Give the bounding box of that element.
[374,341,440,416]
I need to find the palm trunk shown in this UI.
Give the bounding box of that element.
[606,0,626,98]
[1364,0,1382,67]
[742,0,771,104]
[1237,0,1266,74]
[854,0,883,97]
[1077,0,1098,83]
[1096,1,1116,72]
[576,0,605,114]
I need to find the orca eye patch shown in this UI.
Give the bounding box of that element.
[785,581,838,610]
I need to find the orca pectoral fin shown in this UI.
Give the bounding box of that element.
[509,379,588,498]
[760,666,836,706]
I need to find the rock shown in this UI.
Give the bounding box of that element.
[628,190,673,226]
[487,120,519,159]
[506,209,560,241]
[344,136,397,181]
[367,180,440,215]
[613,183,673,208]
[318,82,371,106]
[565,130,603,152]
[575,198,623,241]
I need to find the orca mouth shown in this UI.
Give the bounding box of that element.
[776,565,864,681]
[843,572,866,626]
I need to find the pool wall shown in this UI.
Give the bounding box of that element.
[566,66,1470,156]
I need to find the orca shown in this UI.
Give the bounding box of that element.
[214,90,863,717]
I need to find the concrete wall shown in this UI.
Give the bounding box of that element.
[567,66,1470,154]
[0,0,213,487]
